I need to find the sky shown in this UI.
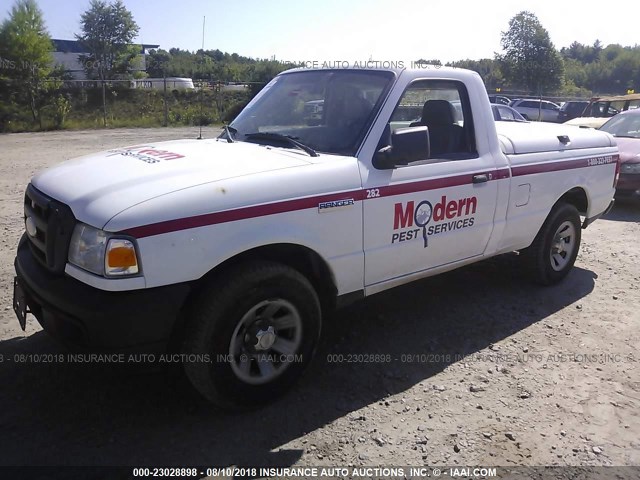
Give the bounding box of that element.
[1,0,639,63]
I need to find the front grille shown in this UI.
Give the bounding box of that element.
[23,184,76,274]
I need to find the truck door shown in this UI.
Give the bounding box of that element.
[360,79,500,289]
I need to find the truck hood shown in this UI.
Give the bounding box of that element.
[496,121,615,155]
[32,138,313,228]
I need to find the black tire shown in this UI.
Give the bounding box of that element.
[182,261,321,409]
[523,202,581,285]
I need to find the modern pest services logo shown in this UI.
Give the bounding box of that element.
[392,195,478,247]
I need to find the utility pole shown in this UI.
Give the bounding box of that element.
[102,79,107,127]
[163,74,168,127]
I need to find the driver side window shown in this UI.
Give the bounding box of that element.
[384,79,477,161]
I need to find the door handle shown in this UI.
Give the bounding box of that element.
[472,174,489,184]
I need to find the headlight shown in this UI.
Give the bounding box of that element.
[68,223,139,277]
[621,163,640,174]
[68,223,107,275]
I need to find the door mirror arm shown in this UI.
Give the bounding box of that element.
[373,146,395,169]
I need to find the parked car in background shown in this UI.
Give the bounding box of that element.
[510,98,561,122]
[491,104,527,122]
[398,100,525,127]
[599,109,640,202]
[488,94,510,106]
[565,94,640,128]
[558,101,589,122]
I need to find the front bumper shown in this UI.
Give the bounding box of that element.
[14,235,191,352]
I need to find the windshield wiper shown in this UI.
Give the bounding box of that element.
[223,125,237,143]
[244,132,318,157]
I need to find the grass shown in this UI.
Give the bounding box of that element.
[0,88,250,133]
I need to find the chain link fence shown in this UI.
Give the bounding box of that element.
[2,76,611,133]
[0,78,260,132]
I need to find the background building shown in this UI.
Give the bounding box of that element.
[52,39,159,80]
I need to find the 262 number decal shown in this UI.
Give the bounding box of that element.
[366,188,380,198]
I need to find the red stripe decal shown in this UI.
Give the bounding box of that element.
[495,167,511,179]
[122,155,613,239]
[123,190,365,238]
[511,158,588,177]
[511,154,618,177]
[377,171,479,197]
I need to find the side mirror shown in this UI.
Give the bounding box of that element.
[373,126,431,169]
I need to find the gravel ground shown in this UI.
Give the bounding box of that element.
[0,127,638,470]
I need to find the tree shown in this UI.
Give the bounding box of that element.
[76,0,140,81]
[563,58,588,88]
[611,50,640,92]
[0,0,53,127]
[414,58,442,66]
[146,49,171,77]
[497,11,564,93]
[447,58,504,90]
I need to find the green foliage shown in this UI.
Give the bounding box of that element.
[146,49,171,77]
[52,94,71,128]
[0,86,251,132]
[146,48,296,87]
[497,11,564,92]
[561,40,602,64]
[0,0,54,127]
[560,42,640,94]
[447,58,504,90]
[415,58,442,66]
[76,0,140,80]
[559,79,591,98]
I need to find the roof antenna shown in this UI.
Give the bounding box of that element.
[197,16,206,140]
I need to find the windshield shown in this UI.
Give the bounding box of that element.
[229,70,395,155]
[600,114,640,138]
[584,100,623,118]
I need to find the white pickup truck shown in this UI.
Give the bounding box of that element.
[13,66,619,408]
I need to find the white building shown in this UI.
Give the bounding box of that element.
[52,39,159,81]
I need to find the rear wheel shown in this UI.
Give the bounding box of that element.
[182,261,321,409]
[523,202,581,285]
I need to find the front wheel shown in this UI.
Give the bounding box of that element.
[182,261,321,409]
[523,202,582,285]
